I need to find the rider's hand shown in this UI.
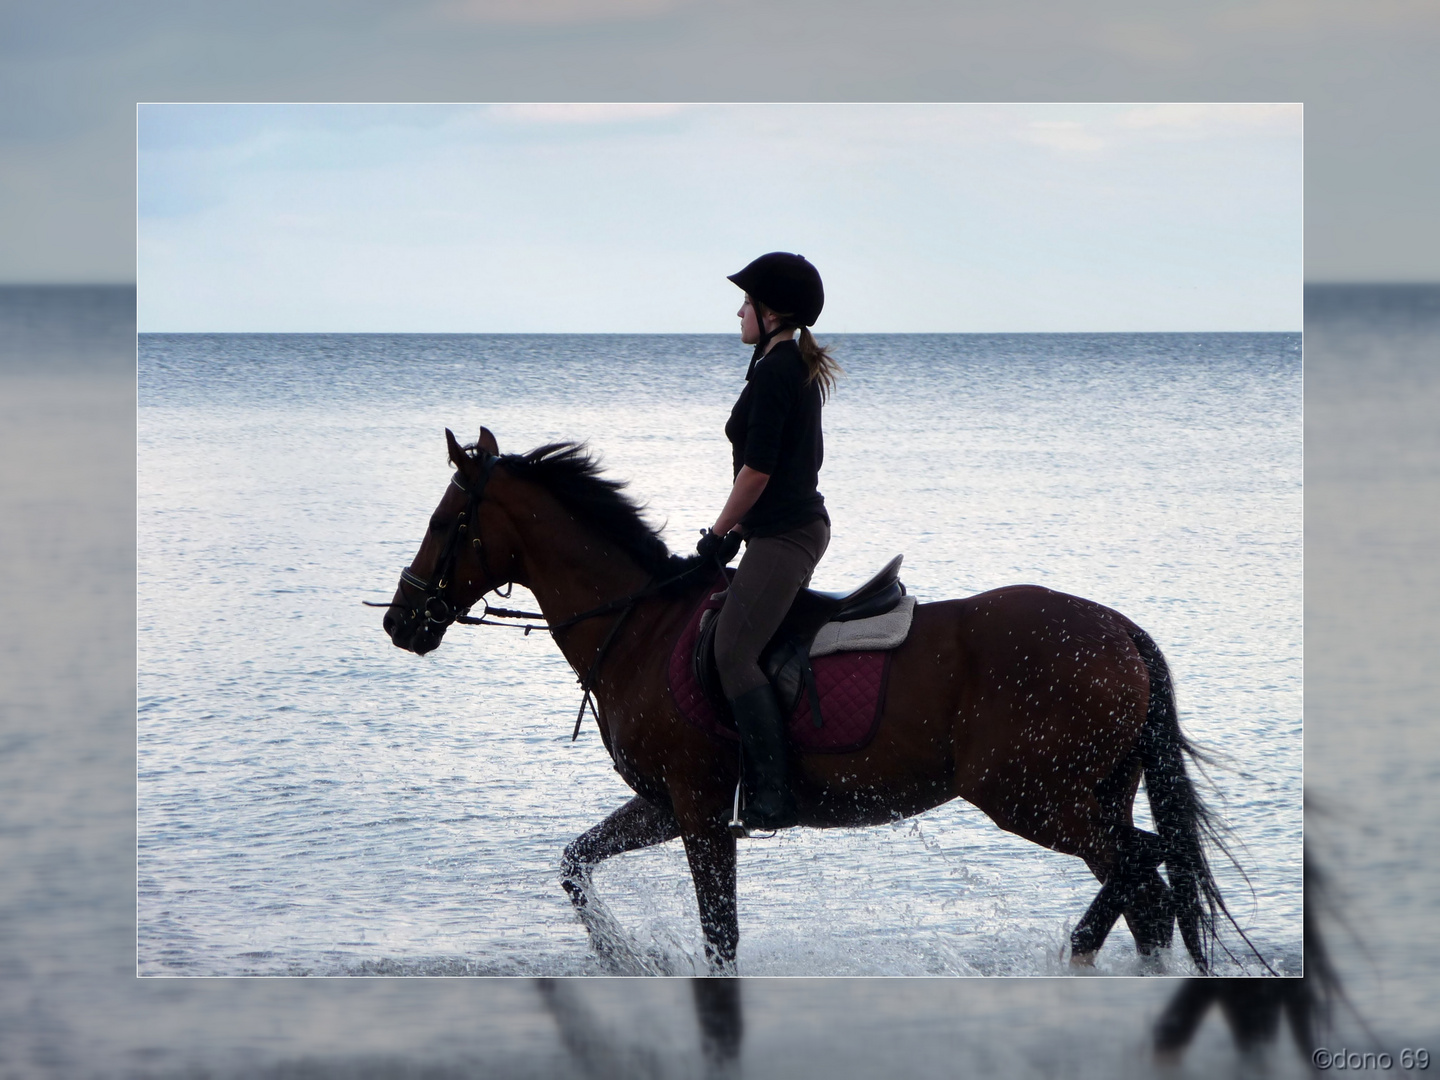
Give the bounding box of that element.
[696,529,741,565]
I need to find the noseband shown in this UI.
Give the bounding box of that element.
[389,450,500,636]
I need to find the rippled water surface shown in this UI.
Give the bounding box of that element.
[137,331,1302,977]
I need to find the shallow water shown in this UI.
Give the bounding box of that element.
[137,329,1302,977]
[5,285,1439,1077]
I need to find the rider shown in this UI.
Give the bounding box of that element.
[697,252,840,831]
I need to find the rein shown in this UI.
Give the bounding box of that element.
[369,449,719,742]
[469,562,705,742]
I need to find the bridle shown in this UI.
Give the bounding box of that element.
[373,450,502,640]
[371,448,723,742]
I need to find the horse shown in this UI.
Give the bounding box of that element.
[381,426,1250,975]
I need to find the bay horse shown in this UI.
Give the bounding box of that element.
[381,427,1250,975]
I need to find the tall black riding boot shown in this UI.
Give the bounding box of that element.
[729,684,797,831]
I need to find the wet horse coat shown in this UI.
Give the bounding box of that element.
[383,428,1239,972]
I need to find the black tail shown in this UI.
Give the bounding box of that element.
[1129,628,1244,974]
[1293,849,1342,1046]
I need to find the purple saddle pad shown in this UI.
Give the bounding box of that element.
[667,583,892,754]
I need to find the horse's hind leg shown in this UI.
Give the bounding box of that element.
[1070,865,1127,964]
[560,795,681,960]
[1124,866,1175,959]
[1071,828,1172,966]
[1121,829,1174,961]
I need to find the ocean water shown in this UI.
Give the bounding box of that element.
[5,285,1438,1076]
[137,330,1303,978]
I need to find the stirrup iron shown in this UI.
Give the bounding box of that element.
[727,781,779,839]
[727,782,749,838]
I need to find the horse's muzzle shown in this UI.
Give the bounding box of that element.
[383,605,445,655]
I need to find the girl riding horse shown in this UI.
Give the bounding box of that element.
[700,251,841,831]
[379,259,1264,975]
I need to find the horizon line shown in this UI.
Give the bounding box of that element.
[131,327,1305,336]
[8,280,1440,289]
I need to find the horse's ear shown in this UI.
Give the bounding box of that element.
[477,426,499,457]
[445,428,469,471]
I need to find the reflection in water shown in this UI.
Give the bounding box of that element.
[1153,853,1342,1071]
[1,285,1435,1075]
[538,977,742,1079]
[692,978,744,1076]
[538,978,666,1079]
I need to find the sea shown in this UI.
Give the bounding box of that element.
[4,285,1436,1076]
[136,327,1302,981]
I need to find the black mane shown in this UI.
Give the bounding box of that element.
[481,442,705,584]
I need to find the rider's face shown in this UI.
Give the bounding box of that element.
[738,296,763,345]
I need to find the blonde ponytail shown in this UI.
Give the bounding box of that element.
[754,297,843,403]
[797,326,842,403]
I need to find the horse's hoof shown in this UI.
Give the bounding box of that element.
[1135,947,1167,975]
[560,863,593,908]
[1069,949,1098,969]
[704,951,738,977]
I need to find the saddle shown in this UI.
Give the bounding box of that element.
[693,555,906,727]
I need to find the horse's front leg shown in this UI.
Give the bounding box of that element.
[681,823,738,974]
[560,795,680,956]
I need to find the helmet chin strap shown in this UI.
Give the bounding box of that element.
[746,314,793,379]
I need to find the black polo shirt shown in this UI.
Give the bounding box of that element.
[724,339,829,537]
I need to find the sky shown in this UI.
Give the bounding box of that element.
[1,0,1438,291]
[137,102,1302,333]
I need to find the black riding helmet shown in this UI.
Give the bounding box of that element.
[728,252,824,363]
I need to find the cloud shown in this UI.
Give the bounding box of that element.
[134,102,1302,331]
[487,102,690,124]
[1120,103,1299,127]
[435,0,686,25]
[1116,103,1302,140]
[1212,0,1440,33]
[1,0,1431,282]
[1094,20,1195,65]
[1017,120,1106,155]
